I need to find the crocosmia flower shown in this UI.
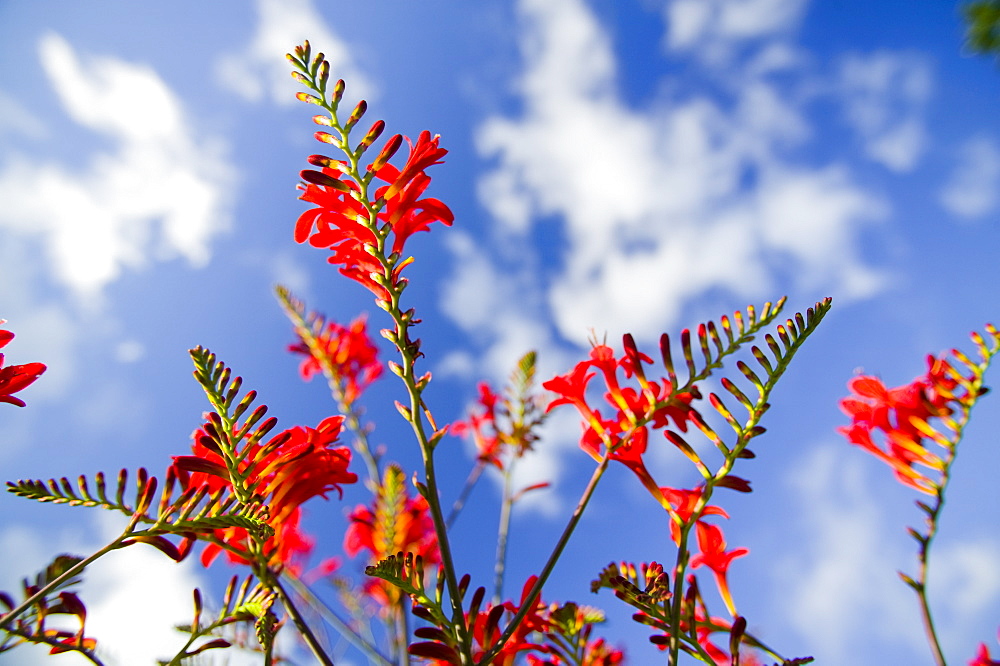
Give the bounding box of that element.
[288,314,382,404]
[543,339,701,500]
[0,326,46,408]
[295,131,454,297]
[450,382,504,469]
[839,355,961,494]
[344,464,439,610]
[689,522,748,617]
[173,415,357,570]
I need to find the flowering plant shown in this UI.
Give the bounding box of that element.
[0,41,997,666]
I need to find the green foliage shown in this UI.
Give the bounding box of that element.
[0,555,102,664]
[964,1,1000,57]
[160,576,277,665]
[6,466,273,560]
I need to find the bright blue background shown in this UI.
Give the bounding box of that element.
[1,1,999,663]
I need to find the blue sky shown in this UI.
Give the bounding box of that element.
[1,0,999,664]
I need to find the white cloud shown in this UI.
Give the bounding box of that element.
[664,0,808,62]
[779,444,925,662]
[0,514,206,666]
[0,90,46,140]
[216,0,374,106]
[470,0,886,350]
[837,51,932,172]
[933,538,1000,653]
[0,33,234,299]
[939,135,1000,219]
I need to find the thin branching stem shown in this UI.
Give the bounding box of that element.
[0,513,140,633]
[282,571,394,666]
[479,451,612,665]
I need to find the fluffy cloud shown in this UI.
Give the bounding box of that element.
[216,0,374,106]
[0,33,234,299]
[837,51,932,172]
[0,515,206,665]
[664,0,808,63]
[470,0,886,350]
[939,135,1000,219]
[779,444,925,662]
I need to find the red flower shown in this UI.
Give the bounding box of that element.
[660,486,729,545]
[295,131,453,296]
[689,522,748,616]
[970,631,1000,666]
[543,339,702,500]
[0,326,46,408]
[343,464,440,611]
[173,415,357,569]
[839,356,962,494]
[971,644,1000,666]
[288,313,382,403]
[451,382,505,469]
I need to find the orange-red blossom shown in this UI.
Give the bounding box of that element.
[173,415,357,570]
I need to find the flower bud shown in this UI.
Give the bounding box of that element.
[300,169,350,192]
[313,131,343,148]
[369,134,403,172]
[312,114,333,127]
[331,79,345,107]
[344,100,367,132]
[296,92,321,105]
[296,41,311,63]
[317,60,330,89]
[310,52,325,76]
[357,120,385,153]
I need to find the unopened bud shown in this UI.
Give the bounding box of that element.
[357,120,385,153]
[296,92,321,105]
[290,71,309,85]
[311,52,325,76]
[312,114,333,127]
[345,100,367,131]
[317,60,330,89]
[369,134,403,172]
[297,41,311,63]
[331,79,346,107]
[307,154,335,168]
[313,131,342,148]
[300,169,350,192]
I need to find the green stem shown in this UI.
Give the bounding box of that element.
[1,624,106,665]
[282,572,393,666]
[447,460,487,529]
[272,575,335,666]
[478,452,611,665]
[492,460,516,605]
[0,514,139,633]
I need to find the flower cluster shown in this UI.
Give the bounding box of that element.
[0,324,46,408]
[288,313,382,404]
[343,464,440,609]
[544,337,749,617]
[838,355,961,494]
[173,415,357,569]
[542,338,702,497]
[450,382,505,469]
[413,578,623,666]
[295,130,454,299]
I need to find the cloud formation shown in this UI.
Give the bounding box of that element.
[216,0,374,106]
[469,0,886,351]
[0,33,234,298]
[939,135,1000,219]
[837,51,932,172]
[664,0,808,62]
